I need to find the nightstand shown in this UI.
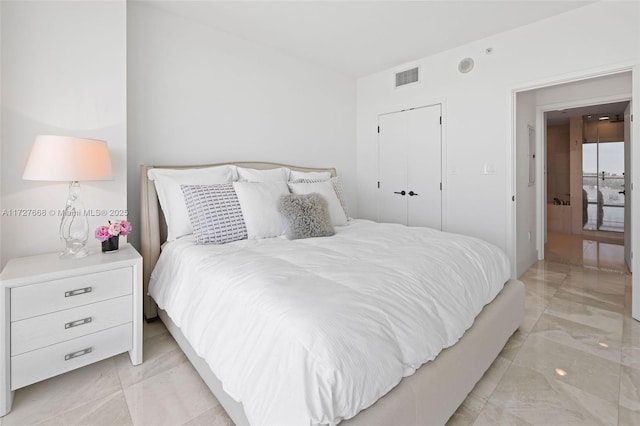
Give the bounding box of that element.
[0,244,143,417]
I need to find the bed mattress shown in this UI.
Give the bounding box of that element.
[149,219,511,425]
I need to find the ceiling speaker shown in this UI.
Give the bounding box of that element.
[458,58,474,74]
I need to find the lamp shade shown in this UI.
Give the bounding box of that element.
[23,135,113,182]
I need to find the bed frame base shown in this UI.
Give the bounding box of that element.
[158,309,249,424]
[157,278,525,426]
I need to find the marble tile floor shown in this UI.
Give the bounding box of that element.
[448,260,638,426]
[545,231,629,273]
[1,260,637,426]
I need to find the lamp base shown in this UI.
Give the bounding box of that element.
[60,245,89,259]
[59,181,89,259]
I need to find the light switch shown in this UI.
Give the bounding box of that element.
[483,163,497,175]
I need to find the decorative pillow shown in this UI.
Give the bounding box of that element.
[330,177,349,218]
[233,181,290,239]
[278,194,335,240]
[180,184,247,245]
[288,170,332,182]
[237,167,290,182]
[148,166,238,241]
[291,176,349,219]
[288,180,348,226]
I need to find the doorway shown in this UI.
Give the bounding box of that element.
[511,67,639,321]
[544,101,630,273]
[543,101,630,272]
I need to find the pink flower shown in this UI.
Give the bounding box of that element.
[119,220,132,236]
[95,225,110,242]
[96,219,131,242]
[108,222,122,236]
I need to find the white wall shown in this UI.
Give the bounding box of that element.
[535,73,632,108]
[127,2,356,249]
[0,1,127,267]
[515,91,537,276]
[356,1,640,257]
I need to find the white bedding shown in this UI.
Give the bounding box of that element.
[149,219,510,425]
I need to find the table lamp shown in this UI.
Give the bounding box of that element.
[22,135,113,258]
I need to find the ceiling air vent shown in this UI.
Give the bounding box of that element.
[395,67,419,88]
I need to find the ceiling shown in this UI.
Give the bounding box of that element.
[147,1,595,77]
[546,101,630,125]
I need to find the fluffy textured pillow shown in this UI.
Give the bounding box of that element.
[237,167,290,182]
[233,181,290,239]
[288,170,332,182]
[180,184,248,245]
[288,180,348,226]
[278,194,335,240]
[148,166,237,241]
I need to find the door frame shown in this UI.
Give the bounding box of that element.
[624,103,632,271]
[535,93,631,259]
[507,62,639,321]
[376,101,446,230]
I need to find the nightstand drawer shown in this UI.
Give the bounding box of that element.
[11,268,132,321]
[11,295,133,356]
[11,323,132,390]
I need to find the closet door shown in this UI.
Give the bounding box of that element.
[378,111,409,224]
[377,104,442,229]
[406,105,442,229]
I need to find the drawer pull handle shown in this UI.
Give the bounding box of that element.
[65,317,92,329]
[65,347,92,361]
[64,287,92,297]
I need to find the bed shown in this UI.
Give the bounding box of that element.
[140,161,525,426]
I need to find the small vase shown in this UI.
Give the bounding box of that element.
[102,236,119,253]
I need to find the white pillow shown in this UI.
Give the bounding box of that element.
[288,180,348,226]
[148,166,237,241]
[291,176,349,219]
[288,170,331,182]
[233,181,290,239]
[237,167,290,182]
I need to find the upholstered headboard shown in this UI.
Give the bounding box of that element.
[140,161,337,319]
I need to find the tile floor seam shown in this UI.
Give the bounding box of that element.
[477,359,513,413]
[121,383,136,426]
[616,368,623,426]
[615,341,625,426]
[113,351,136,425]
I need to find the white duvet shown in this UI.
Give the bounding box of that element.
[149,219,510,425]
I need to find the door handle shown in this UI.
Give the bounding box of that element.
[619,190,626,195]
[408,191,418,196]
[393,190,406,196]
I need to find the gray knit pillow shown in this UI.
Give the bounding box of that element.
[278,193,335,240]
[181,184,248,244]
